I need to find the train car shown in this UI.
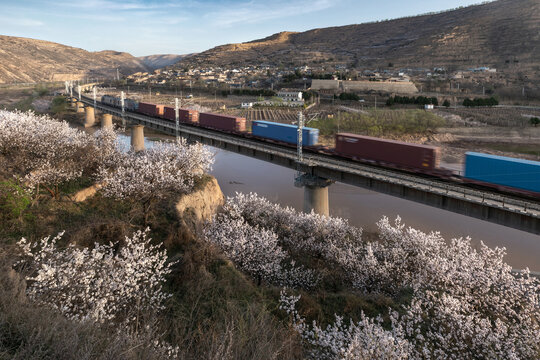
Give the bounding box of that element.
[163,107,199,123]
[335,133,440,170]
[101,95,120,108]
[464,152,540,194]
[100,95,138,111]
[124,98,139,112]
[138,102,165,117]
[252,120,319,146]
[199,112,246,132]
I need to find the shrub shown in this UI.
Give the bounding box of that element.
[463,97,499,107]
[338,92,360,101]
[0,180,31,221]
[35,85,49,97]
[50,96,68,114]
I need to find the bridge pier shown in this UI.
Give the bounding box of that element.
[76,101,85,113]
[101,113,113,129]
[84,107,95,127]
[70,97,76,108]
[295,173,334,216]
[131,125,145,152]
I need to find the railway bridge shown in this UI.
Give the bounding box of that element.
[72,94,540,235]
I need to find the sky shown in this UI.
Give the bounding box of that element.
[0,0,489,57]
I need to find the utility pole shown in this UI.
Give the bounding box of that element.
[77,85,81,101]
[175,97,179,139]
[297,112,304,163]
[93,87,97,109]
[121,91,125,127]
[116,68,120,81]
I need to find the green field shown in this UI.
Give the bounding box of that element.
[310,109,446,138]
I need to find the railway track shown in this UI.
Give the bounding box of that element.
[79,95,540,220]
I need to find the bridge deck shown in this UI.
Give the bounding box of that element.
[77,95,540,234]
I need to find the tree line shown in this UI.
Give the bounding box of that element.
[386,95,439,106]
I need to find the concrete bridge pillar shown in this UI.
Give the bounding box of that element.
[294,173,334,216]
[76,101,85,113]
[84,106,95,128]
[304,186,329,216]
[101,113,113,129]
[70,97,76,108]
[131,125,145,152]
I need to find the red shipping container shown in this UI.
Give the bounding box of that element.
[138,102,165,117]
[199,112,246,132]
[163,107,199,123]
[335,133,440,170]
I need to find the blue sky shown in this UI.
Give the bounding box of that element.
[0,0,488,57]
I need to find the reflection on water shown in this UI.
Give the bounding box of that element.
[117,132,539,271]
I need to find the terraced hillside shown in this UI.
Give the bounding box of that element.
[177,0,540,76]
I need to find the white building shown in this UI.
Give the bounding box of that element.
[277,89,304,106]
[241,102,253,109]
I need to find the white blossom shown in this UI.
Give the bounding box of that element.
[204,210,319,288]
[221,193,540,359]
[17,228,173,325]
[0,110,94,194]
[97,138,214,201]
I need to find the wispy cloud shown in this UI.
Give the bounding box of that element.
[0,17,44,27]
[50,0,183,11]
[205,0,337,27]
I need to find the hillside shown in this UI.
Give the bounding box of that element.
[178,0,540,73]
[138,54,192,71]
[0,35,149,83]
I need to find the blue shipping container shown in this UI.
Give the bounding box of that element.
[464,152,540,193]
[252,120,319,146]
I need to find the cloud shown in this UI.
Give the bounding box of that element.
[0,17,44,27]
[50,0,184,11]
[204,0,337,27]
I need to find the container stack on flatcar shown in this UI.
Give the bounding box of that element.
[163,107,199,123]
[138,102,165,117]
[464,152,540,195]
[252,120,319,146]
[335,133,440,170]
[199,112,246,132]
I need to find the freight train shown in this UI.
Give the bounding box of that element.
[100,95,540,199]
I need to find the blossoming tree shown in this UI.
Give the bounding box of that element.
[0,110,94,197]
[207,193,540,359]
[96,138,214,224]
[17,228,172,325]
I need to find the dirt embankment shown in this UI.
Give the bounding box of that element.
[176,176,225,236]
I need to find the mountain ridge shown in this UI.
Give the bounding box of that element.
[175,0,540,75]
[138,54,192,71]
[0,35,149,84]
